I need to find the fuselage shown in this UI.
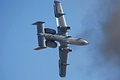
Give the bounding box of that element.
[40,33,89,46]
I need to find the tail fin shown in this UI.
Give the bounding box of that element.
[34,46,46,50]
[32,21,47,50]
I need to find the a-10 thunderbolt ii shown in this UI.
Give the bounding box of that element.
[32,0,89,78]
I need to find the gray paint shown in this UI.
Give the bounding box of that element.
[32,1,88,77]
[32,21,46,50]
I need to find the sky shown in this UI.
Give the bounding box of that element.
[0,0,120,80]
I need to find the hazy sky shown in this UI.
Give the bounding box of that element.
[1,0,120,80]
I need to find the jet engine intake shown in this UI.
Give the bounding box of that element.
[45,28,56,34]
[46,40,57,48]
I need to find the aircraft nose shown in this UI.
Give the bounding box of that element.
[82,40,89,45]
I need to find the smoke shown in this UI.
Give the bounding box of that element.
[101,9,120,63]
[73,0,120,79]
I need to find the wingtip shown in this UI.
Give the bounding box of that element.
[54,0,60,3]
[32,21,45,25]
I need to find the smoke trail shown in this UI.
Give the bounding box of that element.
[101,9,120,63]
[96,1,120,79]
[72,0,120,79]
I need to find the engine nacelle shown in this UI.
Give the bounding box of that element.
[46,40,57,48]
[45,28,56,34]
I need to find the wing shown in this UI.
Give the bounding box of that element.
[59,46,72,77]
[54,1,70,36]
[54,1,72,77]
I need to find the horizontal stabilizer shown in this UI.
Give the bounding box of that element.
[32,21,47,50]
[34,47,46,50]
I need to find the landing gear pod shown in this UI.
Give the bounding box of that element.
[32,21,47,50]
